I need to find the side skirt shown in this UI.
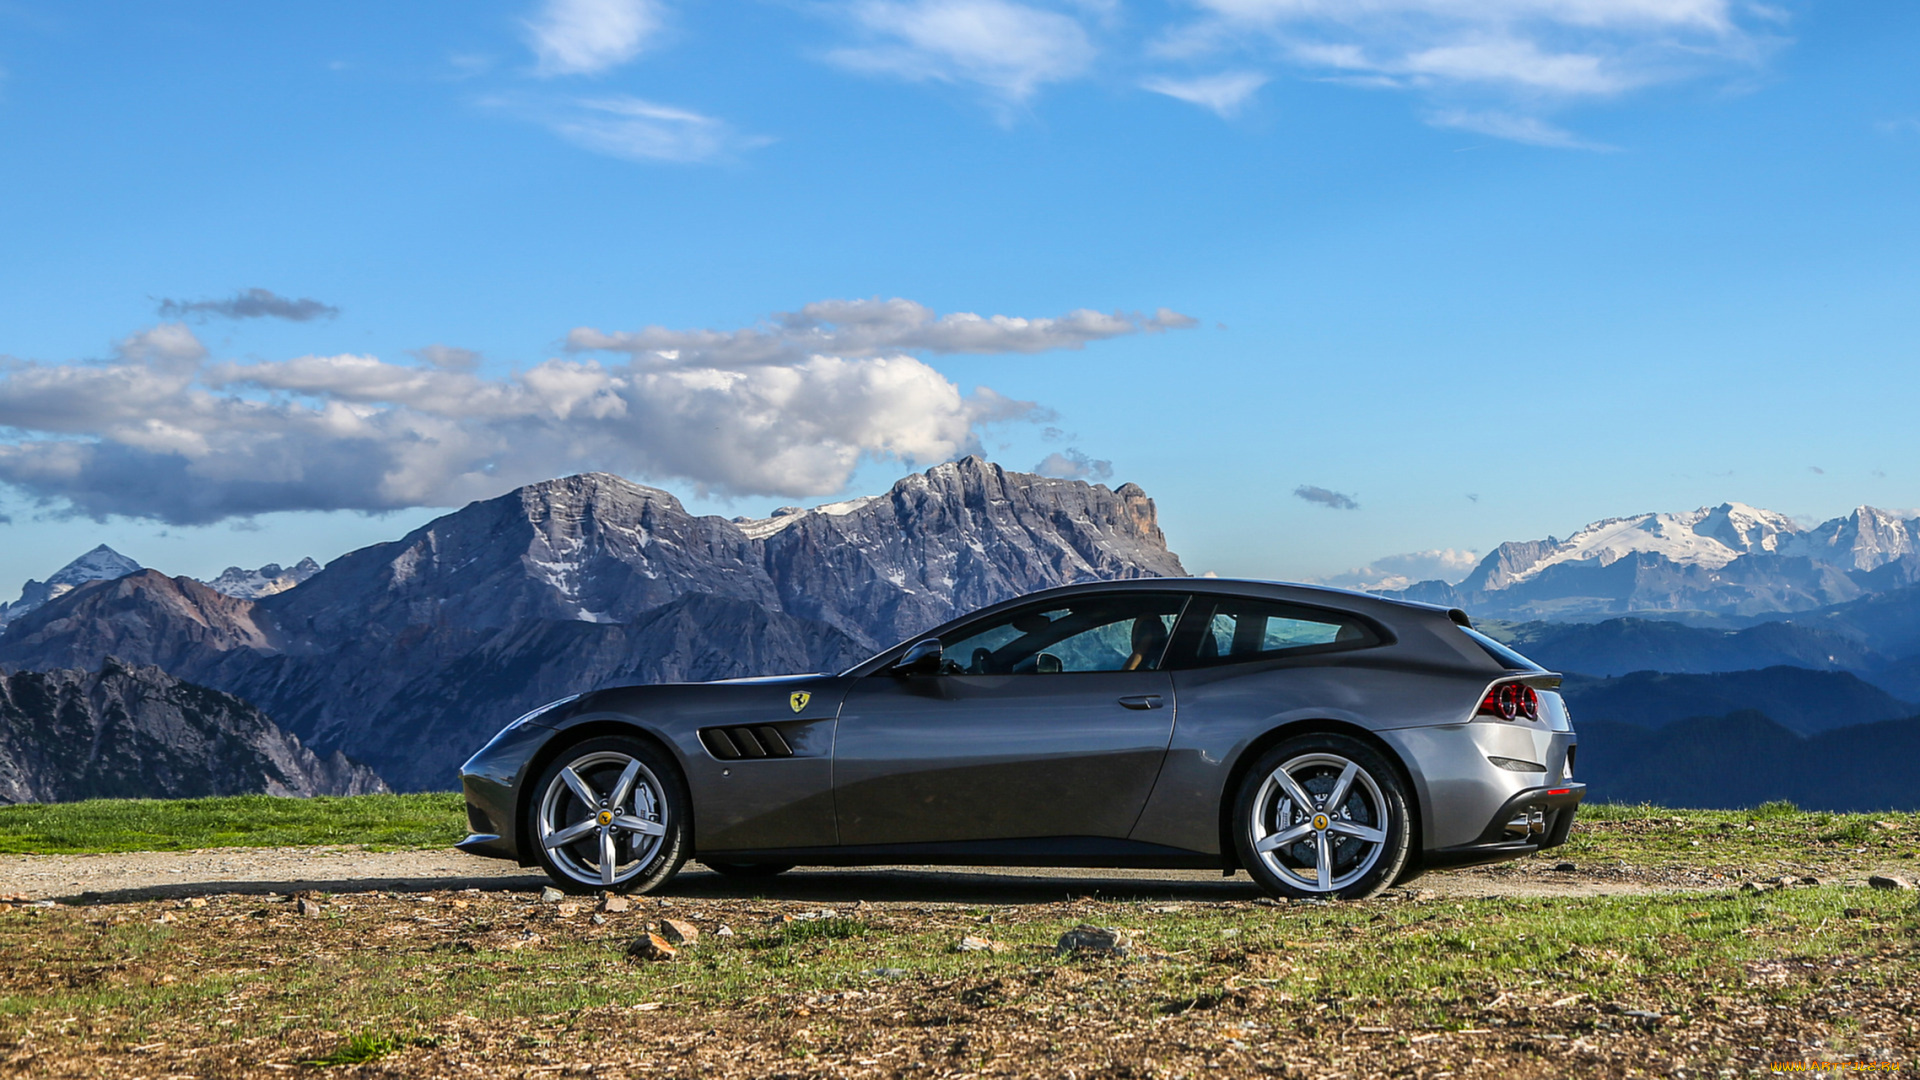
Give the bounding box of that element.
[698,836,1229,870]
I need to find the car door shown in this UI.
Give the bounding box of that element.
[831,591,1189,846]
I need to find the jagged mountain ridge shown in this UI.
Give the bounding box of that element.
[0,544,142,628]
[1392,503,1920,620]
[203,558,321,599]
[0,659,386,804]
[0,458,1186,789]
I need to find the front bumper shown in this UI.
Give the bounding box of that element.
[455,718,556,863]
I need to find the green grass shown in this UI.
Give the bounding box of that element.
[302,1031,413,1067]
[1549,802,1917,871]
[0,793,466,855]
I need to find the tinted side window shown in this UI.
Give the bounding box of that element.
[1170,598,1378,668]
[938,593,1189,674]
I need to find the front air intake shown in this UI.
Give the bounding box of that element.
[701,725,796,760]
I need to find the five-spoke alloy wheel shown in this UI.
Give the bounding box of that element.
[1232,733,1410,901]
[526,736,688,894]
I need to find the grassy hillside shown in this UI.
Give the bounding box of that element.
[0,793,465,855]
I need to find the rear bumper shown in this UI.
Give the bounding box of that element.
[1420,782,1586,871]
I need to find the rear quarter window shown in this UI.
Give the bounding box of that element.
[1169,598,1381,669]
[1458,626,1545,671]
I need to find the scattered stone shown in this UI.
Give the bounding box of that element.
[502,932,544,951]
[185,896,208,909]
[555,902,581,919]
[1553,862,1577,872]
[1056,925,1130,958]
[449,899,470,911]
[539,886,565,904]
[716,925,734,937]
[1874,820,1901,832]
[590,914,607,926]
[1867,875,1913,891]
[297,898,322,918]
[1739,882,1773,894]
[155,911,176,924]
[1801,876,1827,886]
[627,932,678,962]
[660,918,700,946]
[601,894,630,914]
[1622,1009,1662,1023]
[1774,875,1799,887]
[867,967,908,978]
[956,935,1005,953]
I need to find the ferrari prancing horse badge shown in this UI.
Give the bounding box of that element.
[789,691,810,713]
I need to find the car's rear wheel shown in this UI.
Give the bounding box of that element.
[526,735,689,895]
[701,861,797,878]
[1233,733,1410,901]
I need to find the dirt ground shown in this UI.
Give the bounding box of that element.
[0,846,1792,905]
[2,847,1915,1078]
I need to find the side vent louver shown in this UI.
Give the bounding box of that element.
[701,725,797,760]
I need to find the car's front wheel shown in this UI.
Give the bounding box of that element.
[1232,733,1411,901]
[526,735,689,894]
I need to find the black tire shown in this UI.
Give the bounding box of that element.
[701,861,797,878]
[1232,733,1411,901]
[525,735,690,895]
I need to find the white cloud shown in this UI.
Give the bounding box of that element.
[1141,71,1269,116]
[526,0,664,75]
[0,299,1184,524]
[1314,548,1482,591]
[1168,0,1774,146]
[543,95,767,163]
[567,298,1198,365]
[1034,447,1113,481]
[829,0,1097,103]
[1427,107,1614,149]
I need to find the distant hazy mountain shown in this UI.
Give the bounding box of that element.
[0,544,141,628]
[0,658,386,804]
[0,458,1185,790]
[1386,504,1920,620]
[1498,618,1883,678]
[201,557,321,599]
[1557,667,1914,737]
[1576,711,1920,812]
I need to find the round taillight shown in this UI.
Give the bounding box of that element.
[1479,682,1540,721]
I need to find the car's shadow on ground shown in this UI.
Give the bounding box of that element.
[57,867,1266,905]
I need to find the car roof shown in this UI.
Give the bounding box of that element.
[842,576,1469,677]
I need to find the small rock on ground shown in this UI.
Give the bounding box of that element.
[957,935,1005,953]
[627,933,677,962]
[601,894,630,913]
[659,918,699,946]
[1056,925,1130,958]
[539,886,564,904]
[1867,875,1913,891]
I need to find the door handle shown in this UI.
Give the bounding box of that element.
[1118,695,1163,710]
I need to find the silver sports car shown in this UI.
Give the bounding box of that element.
[457,579,1583,900]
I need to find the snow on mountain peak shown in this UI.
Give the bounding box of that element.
[1491,503,1801,588]
[0,544,144,627]
[201,557,322,599]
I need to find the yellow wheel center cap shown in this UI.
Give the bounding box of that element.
[1313,813,1329,830]
[597,810,614,826]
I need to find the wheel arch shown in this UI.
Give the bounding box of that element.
[512,716,693,867]
[1215,718,1424,871]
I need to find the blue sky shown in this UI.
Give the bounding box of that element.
[1,0,1916,594]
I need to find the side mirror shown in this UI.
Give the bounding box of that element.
[892,638,944,676]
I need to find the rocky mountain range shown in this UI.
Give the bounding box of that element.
[0,548,324,627]
[0,458,1184,791]
[202,558,322,599]
[0,659,386,804]
[1386,503,1920,620]
[0,544,141,629]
